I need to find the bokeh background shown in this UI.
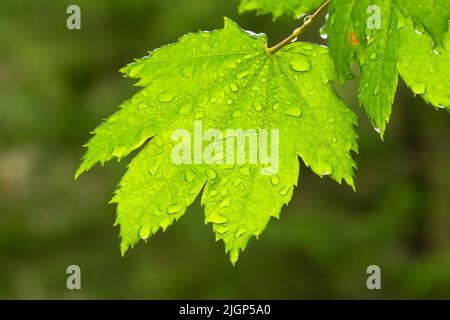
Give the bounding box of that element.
[1,0,450,299]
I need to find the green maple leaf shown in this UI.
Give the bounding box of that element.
[76,18,358,264]
[238,0,324,19]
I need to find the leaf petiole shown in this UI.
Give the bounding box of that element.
[267,0,330,55]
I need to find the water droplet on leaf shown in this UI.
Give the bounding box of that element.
[158,92,175,103]
[270,176,280,186]
[290,55,311,72]
[236,70,250,80]
[181,66,195,78]
[239,167,251,176]
[194,111,205,119]
[279,185,290,196]
[253,101,263,112]
[206,169,217,179]
[219,198,231,208]
[167,203,183,214]
[139,224,151,240]
[178,104,193,115]
[414,82,426,94]
[185,169,195,182]
[285,107,302,118]
[207,213,228,224]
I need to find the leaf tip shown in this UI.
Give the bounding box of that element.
[74,166,85,181]
[120,242,129,257]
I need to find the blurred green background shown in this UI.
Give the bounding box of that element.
[1,0,450,299]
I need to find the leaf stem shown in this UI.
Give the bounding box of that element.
[267,0,330,55]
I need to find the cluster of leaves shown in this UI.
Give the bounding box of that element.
[242,0,450,136]
[76,0,450,263]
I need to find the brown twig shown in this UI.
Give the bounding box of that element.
[267,0,330,55]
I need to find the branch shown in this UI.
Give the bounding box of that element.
[267,0,330,55]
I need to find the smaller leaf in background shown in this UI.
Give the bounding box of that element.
[398,16,450,111]
[394,0,450,48]
[238,0,324,19]
[326,0,369,83]
[358,0,399,138]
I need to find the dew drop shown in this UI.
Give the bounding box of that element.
[330,15,336,25]
[370,52,377,60]
[149,162,160,176]
[167,203,183,215]
[253,101,263,112]
[319,25,328,39]
[303,43,314,51]
[318,46,328,54]
[252,85,262,92]
[230,82,239,92]
[158,92,175,103]
[219,198,231,208]
[185,169,195,182]
[290,54,311,72]
[303,15,313,24]
[154,136,163,146]
[181,65,195,78]
[239,166,251,176]
[207,213,228,224]
[285,106,302,118]
[194,111,205,119]
[373,85,380,96]
[206,169,217,179]
[236,70,250,80]
[270,176,280,186]
[414,82,426,94]
[139,224,151,240]
[219,187,229,196]
[178,104,193,115]
[237,227,247,238]
[279,185,290,196]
